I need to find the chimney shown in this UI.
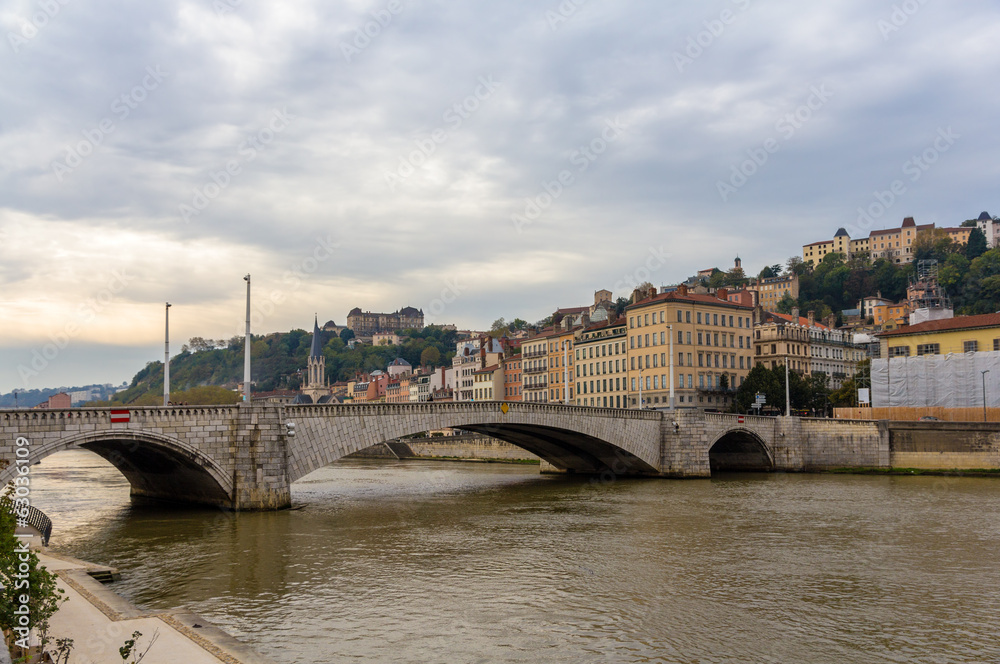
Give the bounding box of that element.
[791,307,800,323]
[677,283,688,296]
[632,287,644,304]
[807,310,815,328]
[717,287,728,301]
[649,286,657,299]
[581,312,590,328]
[826,313,837,329]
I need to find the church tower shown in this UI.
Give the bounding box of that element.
[302,315,328,401]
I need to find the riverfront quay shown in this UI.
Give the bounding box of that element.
[24,549,272,664]
[27,449,1000,664]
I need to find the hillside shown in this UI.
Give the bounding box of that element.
[101,326,459,406]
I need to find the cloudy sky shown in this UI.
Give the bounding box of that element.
[1,0,998,392]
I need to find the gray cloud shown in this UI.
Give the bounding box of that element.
[1,0,999,390]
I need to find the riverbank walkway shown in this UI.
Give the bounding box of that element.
[35,550,272,664]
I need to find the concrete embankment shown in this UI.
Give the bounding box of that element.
[349,434,539,463]
[33,550,272,664]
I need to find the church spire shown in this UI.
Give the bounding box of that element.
[309,314,322,359]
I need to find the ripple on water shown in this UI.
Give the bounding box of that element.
[28,452,1000,664]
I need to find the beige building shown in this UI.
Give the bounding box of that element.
[521,332,551,403]
[750,273,799,312]
[574,318,628,409]
[472,364,503,401]
[803,218,940,266]
[545,324,578,404]
[625,285,754,410]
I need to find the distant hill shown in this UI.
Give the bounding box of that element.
[0,384,126,408]
[100,325,459,406]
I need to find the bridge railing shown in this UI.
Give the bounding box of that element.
[704,412,776,426]
[1,405,242,423]
[285,401,664,420]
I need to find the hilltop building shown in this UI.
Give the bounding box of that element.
[802,217,974,266]
[346,306,424,340]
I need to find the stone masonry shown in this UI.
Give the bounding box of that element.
[3,405,1000,511]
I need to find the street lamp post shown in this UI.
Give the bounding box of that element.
[243,274,252,403]
[785,360,791,417]
[982,369,990,422]
[164,302,171,407]
[638,367,644,409]
[563,340,569,404]
[667,324,675,412]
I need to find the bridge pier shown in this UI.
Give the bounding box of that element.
[230,405,291,511]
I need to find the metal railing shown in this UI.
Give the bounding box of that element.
[1,497,52,546]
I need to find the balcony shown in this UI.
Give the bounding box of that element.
[524,380,549,390]
[523,365,548,375]
[523,349,547,359]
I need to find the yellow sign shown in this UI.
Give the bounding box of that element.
[500,402,509,414]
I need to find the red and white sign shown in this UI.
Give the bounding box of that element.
[110,409,131,423]
[737,416,745,423]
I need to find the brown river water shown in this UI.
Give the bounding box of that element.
[26,449,1000,663]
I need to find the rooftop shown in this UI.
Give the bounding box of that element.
[878,313,1000,337]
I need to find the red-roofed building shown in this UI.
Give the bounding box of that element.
[625,284,754,409]
[754,308,865,389]
[876,312,1000,357]
[472,364,502,401]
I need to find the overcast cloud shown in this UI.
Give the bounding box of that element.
[1,0,998,391]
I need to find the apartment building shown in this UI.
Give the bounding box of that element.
[574,318,628,409]
[521,332,551,403]
[625,285,754,410]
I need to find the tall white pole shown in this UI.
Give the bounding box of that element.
[563,340,569,404]
[164,302,171,406]
[668,324,675,412]
[785,359,791,417]
[638,367,643,409]
[243,274,251,403]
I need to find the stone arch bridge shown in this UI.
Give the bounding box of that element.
[2,403,984,510]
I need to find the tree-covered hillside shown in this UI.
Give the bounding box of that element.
[102,325,459,405]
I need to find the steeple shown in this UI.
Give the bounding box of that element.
[310,314,322,359]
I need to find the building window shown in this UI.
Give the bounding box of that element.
[697,312,702,324]
[677,310,682,322]
[994,339,1000,351]
[916,343,940,356]
[964,340,978,353]
[686,311,691,323]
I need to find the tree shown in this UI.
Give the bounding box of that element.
[420,346,441,366]
[613,297,630,317]
[339,328,355,343]
[786,256,808,276]
[759,265,776,279]
[913,228,956,262]
[966,227,988,260]
[735,364,782,413]
[489,318,507,338]
[509,318,528,331]
[1,487,65,657]
[776,292,797,314]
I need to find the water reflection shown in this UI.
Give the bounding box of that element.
[28,450,1000,664]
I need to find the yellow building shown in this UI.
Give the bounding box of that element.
[574,318,628,409]
[878,313,1000,357]
[472,364,502,401]
[751,273,799,312]
[625,285,754,410]
[872,301,909,327]
[546,325,577,404]
[942,226,973,246]
[521,332,550,403]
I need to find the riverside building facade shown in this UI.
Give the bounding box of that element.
[625,285,754,410]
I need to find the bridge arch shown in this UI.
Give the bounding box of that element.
[707,427,774,473]
[285,403,663,483]
[1,430,234,508]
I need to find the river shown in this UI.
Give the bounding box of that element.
[27,449,1000,663]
